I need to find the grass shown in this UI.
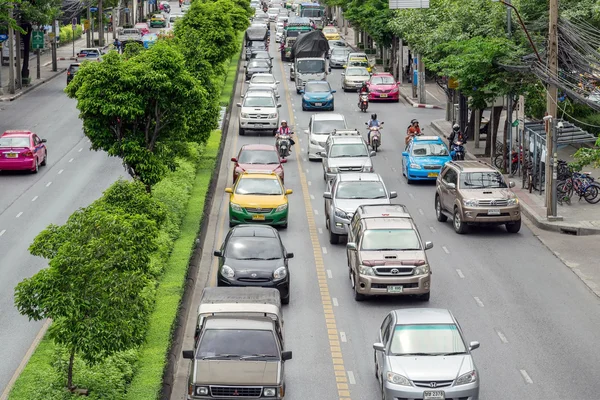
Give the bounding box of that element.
[8,336,59,398]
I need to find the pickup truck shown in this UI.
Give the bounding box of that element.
[119,28,142,42]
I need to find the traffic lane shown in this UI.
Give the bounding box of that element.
[308,83,600,398]
[0,148,124,393]
[0,74,86,213]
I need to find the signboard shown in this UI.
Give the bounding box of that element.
[124,8,130,12]
[90,6,98,12]
[72,17,77,30]
[0,34,8,43]
[83,19,90,29]
[402,46,409,67]
[389,0,429,9]
[448,77,459,89]
[32,31,44,49]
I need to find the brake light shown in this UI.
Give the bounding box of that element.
[67,71,71,75]
[22,150,34,157]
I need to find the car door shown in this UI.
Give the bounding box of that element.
[375,313,393,380]
[402,141,412,174]
[325,177,335,219]
[441,167,458,211]
[32,135,43,158]
[346,214,360,267]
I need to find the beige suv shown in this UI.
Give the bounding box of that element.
[346,204,433,302]
[434,160,521,234]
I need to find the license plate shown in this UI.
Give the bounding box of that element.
[5,153,17,158]
[252,214,266,221]
[387,286,403,293]
[380,94,388,98]
[424,391,445,400]
[315,102,322,106]
[427,172,438,177]
[253,124,264,128]
[487,209,501,215]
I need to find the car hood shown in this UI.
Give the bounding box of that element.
[230,194,287,209]
[370,84,397,91]
[345,75,370,82]
[360,250,426,264]
[334,198,390,214]
[305,92,332,100]
[248,67,271,72]
[194,360,279,385]
[330,55,347,62]
[237,163,279,173]
[240,106,278,113]
[461,188,517,200]
[409,155,451,166]
[311,133,331,143]
[225,258,283,275]
[328,157,372,168]
[388,354,473,381]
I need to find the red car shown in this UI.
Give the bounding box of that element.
[367,72,400,102]
[134,22,150,36]
[231,144,286,183]
[0,130,48,173]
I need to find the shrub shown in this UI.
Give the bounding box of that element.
[58,25,83,45]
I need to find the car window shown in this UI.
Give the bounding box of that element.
[412,143,449,156]
[389,324,466,355]
[370,76,395,85]
[381,314,393,344]
[248,60,270,68]
[460,171,507,189]
[238,149,280,164]
[330,143,368,158]
[235,178,283,195]
[0,137,30,147]
[305,82,330,93]
[243,96,276,107]
[336,182,387,199]
[296,59,325,73]
[360,229,421,251]
[196,329,279,358]
[332,48,350,56]
[443,168,457,185]
[350,213,360,237]
[225,237,283,259]
[346,67,369,76]
[349,60,368,67]
[33,135,41,145]
[312,119,346,134]
[251,75,275,84]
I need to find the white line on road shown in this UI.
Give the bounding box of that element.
[332,297,339,306]
[347,371,356,385]
[391,167,397,172]
[496,330,508,344]
[46,182,52,187]
[426,90,442,103]
[340,332,347,342]
[314,209,318,215]
[520,369,533,384]
[473,297,484,307]
[78,148,83,152]
[318,228,323,234]
[429,226,437,233]
[418,208,424,215]
[305,168,309,173]
[31,196,38,202]
[310,194,315,200]
[442,246,450,254]
[303,157,307,162]
[456,269,465,278]
[408,193,415,199]
[16,212,23,218]
[58,169,64,175]
[326,269,332,278]
[308,180,312,186]
[322,246,327,254]
[0,229,5,237]
[68,158,74,163]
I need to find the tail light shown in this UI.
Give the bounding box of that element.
[22,150,34,157]
[67,71,71,76]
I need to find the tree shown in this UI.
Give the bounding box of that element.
[65,42,211,189]
[343,0,395,47]
[14,203,158,390]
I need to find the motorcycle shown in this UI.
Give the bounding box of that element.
[277,134,293,158]
[365,122,383,152]
[358,93,369,112]
[451,141,465,161]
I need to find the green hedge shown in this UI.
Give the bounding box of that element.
[59,24,83,45]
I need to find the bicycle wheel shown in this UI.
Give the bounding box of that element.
[584,183,600,204]
[557,180,573,205]
[493,154,505,170]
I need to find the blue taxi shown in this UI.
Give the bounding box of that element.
[401,136,452,183]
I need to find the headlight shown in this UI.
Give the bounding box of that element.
[241,113,249,118]
[273,266,288,279]
[195,386,209,396]
[326,94,334,100]
[275,203,288,212]
[362,165,373,172]
[263,387,277,397]
[230,202,243,212]
[268,113,278,118]
[463,199,478,207]
[334,208,347,219]
[390,87,399,93]
[413,264,430,276]
[303,95,310,101]
[507,198,519,205]
[455,370,477,386]
[358,265,375,276]
[220,265,235,278]
[409,163,421,169]
[310,139,318,145]
[327,167,339,173]
[386,371,411,386]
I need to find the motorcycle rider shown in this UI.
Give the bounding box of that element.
[367,113,380,145]
[358,82,369,108]
[275,120,295,149]
[448,123,467,147]
[405,119,422,145]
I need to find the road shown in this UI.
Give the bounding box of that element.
[172,28,600,400]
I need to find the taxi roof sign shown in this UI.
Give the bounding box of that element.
[413,135,442,142]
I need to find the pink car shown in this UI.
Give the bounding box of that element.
[134,22,150,36]
[367,72,400,102]
[0,130,47,173]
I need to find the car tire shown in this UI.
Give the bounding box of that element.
[41,152,47,166]
[281,290,290,305]
[239,127,245,136]
[506,219,521,233]
[453,207,468,234]
[281,222,288,229]
[435,195,448,222]
[302,104,306,111]
[419,291,431,301]
[32,158,39,174]
[351,272,365,301]
[329,228,340,245]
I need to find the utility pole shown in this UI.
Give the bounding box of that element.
[87,5,92,47]
[545,0,559,218]
[506,0,513,175]
[15,30,22,89]
[51,20,58,72]
[98,0,104,47]
[417,55,426,104]
[8,7,15,94]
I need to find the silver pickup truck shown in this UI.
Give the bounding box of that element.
[118,28,142,42]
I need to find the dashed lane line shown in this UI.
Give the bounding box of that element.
[16,212,23,218]
[0,229,5,237]
[442,246,450,254]
[520,369,533,384]
[327,269,333,279]
[473,297,484,307]
[332,297,339,306]
[68,158,74,163]
[347,371,356,385]
[456,269,465,278]
[322,246,328,254]
[78,148,83,152]
[429,226,436,233]
[58,169,64,175]
[46,181,52,187]
[496,330,509,344]
[31,196,38,202]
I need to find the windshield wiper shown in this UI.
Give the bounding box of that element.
[240,354,279,360]
[397,352,431,356]
[200,354,241,360]
[438,352,466,356]
[237,257,264,260]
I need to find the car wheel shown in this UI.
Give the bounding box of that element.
[239,128,245,136]
[453,207,468,234]
[229,220,235,228]
[329,229,340,245]
[41,151,47,166]
[506,219,521,233]
[351,272,365,301]
[302,104,306,111]
[32,158,39,174]
[419,291,431,301]
[435,195,448,222]
[281,290,290,305]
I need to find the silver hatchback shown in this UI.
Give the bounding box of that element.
[374,309,480,400]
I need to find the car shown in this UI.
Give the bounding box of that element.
[322,25,340,40]
[213,225,293,303]
[299,80,336,111]
[231,144,286,183]
[245,59,272,80]
[150,14,167,28]
[275,23,285,42]
[327,39,347,57]
[225,172,293,228]
[245,40,268,60]
[248,73,280,94]
[367,72,400,101]
[168,14,184,27]
[0,130,48,173]
[329,47,350,68]
[134,22,150,35]
[305,113,347,160]
[66,63,80,84]
[434,160,522,234]
[346,204,433,301]
[320,129,375,181]
[249,50,273,67]
[276,15,289,24]
[243,84,280,100]
[180,0,191,11]
[402,136,452,183]
[345,56,372,73]
[347,51,368,60]
[253,12,270,24]
[374,309,480,400]
[267,7,281,21]
[237,90,281,135]
[76,48,103,58]
[341,66,370,91]
[324,173,397,244]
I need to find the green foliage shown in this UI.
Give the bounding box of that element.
[17,0,61,26]
[59,24,83,44]
[343,0,394,46]
[574,137,600,170]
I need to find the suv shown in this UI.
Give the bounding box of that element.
[346,204,433,301]
[434,160,521,234]
[319,130,375,181]
[305,113,347,160]
[324,173,397,244]
[237,91,281,136]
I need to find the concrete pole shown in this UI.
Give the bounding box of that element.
[506,0,513,176]
[8,6,15,94]
[15,30,22,89]
[98,0,104,46]
[52,20,58,72]
[398,39,403,84]
[417,55,426,104]
[545,0,558,216]
[87,5,92,47]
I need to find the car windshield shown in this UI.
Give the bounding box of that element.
[236,178,283,195]
[361,229,421,251]
[324,28,337,33]
[412,143,449,156]
[390,324,466,356]
[460,171,507,189]
[0,137,29,147]
[332,49,350,57]
[243,96,276,107]
[305,82,330,93]
[248,60,270,68]
[370,76,395,85]
[268,7,279,13]
[252,75,275,84]
[68,65,80,73]
[196,329,279,359]
[313,119,346,134]
[336,182,387,199]
[301,8,322,17]
[239,149,280,164]
[330,143,368,158]
[296,59,325,73]
[346,67,369,76]
[225,237,282,259]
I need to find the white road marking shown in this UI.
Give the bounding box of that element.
[347,370,356,385]
[68,158,74,163]
[473,297,484,307]
[308,181,312,186]
[456,269,465,278]
[46,182,52,187]
[442,246,450,254]
[0,229,5,237]
[16,212,23,218]
[310,194,315,200]
[496,330,509,344]
[332,297,339,306]
[78,148,83,152]
[418,208,424,215]
[426,90,441,103]
[326,269,332,278]
[58,169,64,175]
[391,167,397,172]
[318,228,323,234]
[408,193,415,199]
[340,332,347,342]
[429,226,436,233]
[314,209,319,215]
[520,369,533,384]
[306,168,309,173]
[322,246,327,254]
[31,196,38,202]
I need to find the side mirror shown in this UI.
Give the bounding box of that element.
[331,89,336,93]
[41,139,47,143]
[245,80,250,83]
[373,342,385,352]
[281,350,293,361]
[425,241,433,250]
[389,191,398,199]
[509,181,515,188]
[402,151,409,157]
[280,158,287,163]
[370,151,376,157]
[447,182,456,189]
[304,129,309,134]
[276,81,281,84]
[277,104,282,108]
[286,252,294,258]
[341,73,345,76]
[323,191,332,199]
[236,103,242,107]
[182,350,194,359]
[285,189,293,195]
[346,242,357,251]
[299,89,304,94]
[380,121,384,125]
[469,341,480,351]
[225,187,233,193]
[213,250,222,257]
[364,122,368,126]
[231,157,237,162]
[318,151,327,158]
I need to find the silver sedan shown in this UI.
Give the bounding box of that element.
[341,66,370,91]
[374,308,480,400]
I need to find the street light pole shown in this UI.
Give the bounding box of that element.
[492,0,542,63]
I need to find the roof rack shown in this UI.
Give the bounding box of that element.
[331,129,361,137]
[448,159,493,171]
[356,204,412,219]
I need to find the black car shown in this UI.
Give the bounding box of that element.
[214,225,293,304]
[66,63,81,84]
[245,59,272,80]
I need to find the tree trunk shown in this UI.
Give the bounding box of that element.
[467,107,477,140]
[67,347,75,390]
[484,106,503,157]
[21,23,32,80]
[502,98,518,172]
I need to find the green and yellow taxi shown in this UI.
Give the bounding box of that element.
[150,14,167,28]
[345,57,372,73]
[225,172,293,228]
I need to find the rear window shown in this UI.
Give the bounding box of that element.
[0,137,30,147]
[68,65,80,73]
[460,171,507,189]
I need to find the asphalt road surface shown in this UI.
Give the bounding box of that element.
[172,30,600,400]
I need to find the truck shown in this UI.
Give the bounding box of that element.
[280,17,312,61]
[118,28,143,44]
[298,3,325,29]
[289,30,329,93]
[245,26,269,60]
[182,287,292,400]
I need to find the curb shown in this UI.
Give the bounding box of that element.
[0,68,66,102]
[400,91,443,109]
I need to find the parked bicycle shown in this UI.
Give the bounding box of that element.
[557,171,600,205]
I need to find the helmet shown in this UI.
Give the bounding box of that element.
[362,82,368,87]
[411,119,418,125]
[453,123,460,131]
[281,120,287,125]
[371,113,377,120]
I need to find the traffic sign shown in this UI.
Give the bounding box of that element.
[90,6,98,12]
[124,8,130,12]
[72,17,77,30]
[32,31,44,49]
[0,34,8,43]
[83,19,90,29]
